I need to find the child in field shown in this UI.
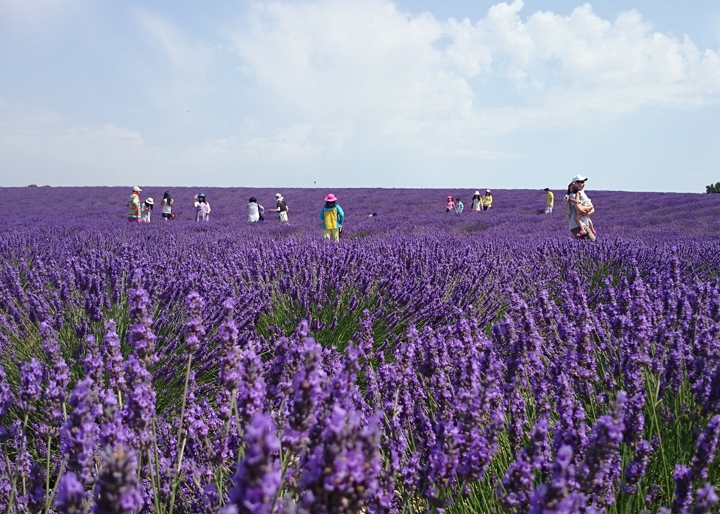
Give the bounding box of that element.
[445,196,455,213]
[455,198,464,214]
[141,198,154,223]
[567,183,595,235]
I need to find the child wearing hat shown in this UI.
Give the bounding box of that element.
[141,198,154,223]
[319,193,344,241]
[445,195,456,213]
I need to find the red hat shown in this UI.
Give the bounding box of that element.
[324,193,337,202]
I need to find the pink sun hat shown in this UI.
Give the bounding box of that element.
[324,193,337,202]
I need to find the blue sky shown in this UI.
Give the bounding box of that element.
[1,0,719,191]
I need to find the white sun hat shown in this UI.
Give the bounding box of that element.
[572,175,588,183]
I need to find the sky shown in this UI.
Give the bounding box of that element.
[1,0,719,192]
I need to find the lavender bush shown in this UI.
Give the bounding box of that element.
[0,186,720,513]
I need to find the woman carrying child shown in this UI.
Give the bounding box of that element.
[565,175,596,241]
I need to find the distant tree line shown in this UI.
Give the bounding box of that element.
[707,182,720,194]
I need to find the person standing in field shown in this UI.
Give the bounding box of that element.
[247,197,265,222]
[455,198,464,214]
[270,193,289,223]
[141,198,154,223]
[567,181,596,236]
[194,193,211,222]
[127,186,142,223]
[565,175,596,242]
[320,193,344,242]
[445,195,455,213]
[544,188,554,214]
[481,190,493,211]
[471,191,482,212]
[161,191,174,221]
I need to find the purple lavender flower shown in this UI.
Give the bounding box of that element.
[623,439,652,495]
[530,445,585,513]
[93,444,144,514]
[670,464,693,514]
[102,320,125,392]
[501,417,551,513]
[41,322,71,430]
[83,334,105,391]
[500,452,534,513]
[195,483,221,514]
[126,270,157,366]
[225,413,281,514]
[299,405,382,514]
[282,336,326,451]
[54,472,86,513]
[60,378,99,486]
[98,389,128,448]
[577,392,626,507]
[185,291,205,353]
[121,354,156,448]
[690,415,720,481]
[0,364,13,438]
[236,344,267,429]
[18,358,43,413]
[691,484,718,514]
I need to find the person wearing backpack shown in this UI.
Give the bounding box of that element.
[248,197,265,222]
[319,193,344,242]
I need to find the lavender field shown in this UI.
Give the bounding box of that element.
[2,186,720,513]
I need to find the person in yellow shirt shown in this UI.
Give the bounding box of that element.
[544,188,554,214]
[481,190,493,211]
[319,193,345,242]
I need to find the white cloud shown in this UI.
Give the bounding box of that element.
[228,0,720,156]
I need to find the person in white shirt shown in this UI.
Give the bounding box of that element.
[161,191,174,221]
[194,193,211,222]
[141,198,154,223]
[247,197,265,222]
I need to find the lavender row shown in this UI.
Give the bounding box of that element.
[0,188,720,512]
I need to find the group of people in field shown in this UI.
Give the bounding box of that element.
[127,175,596,242]
[127,187,175,223]
[446,190,493,214]
[127,188,346,241]
[441,175,596,241]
